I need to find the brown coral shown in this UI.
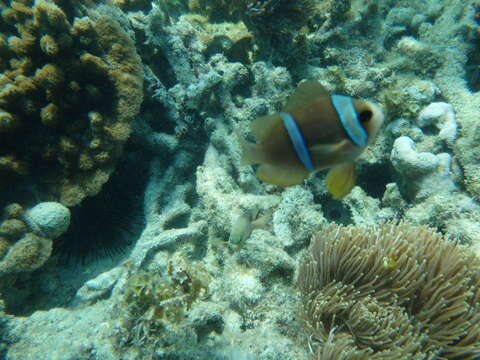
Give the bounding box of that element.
[0,203,52,275]
[0,232,52,275]
[0,0,143,207]
[298,223,480,359]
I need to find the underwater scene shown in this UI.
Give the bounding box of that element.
[1,0,480,359]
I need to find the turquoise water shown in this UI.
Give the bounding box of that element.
[0,1,479,359]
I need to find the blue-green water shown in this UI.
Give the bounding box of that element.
[0,1,479,359]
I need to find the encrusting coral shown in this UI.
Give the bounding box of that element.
[298,223,480,359]
[0,0,143,206]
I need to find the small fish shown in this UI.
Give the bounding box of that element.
[383,255,399,270]
[228,208,272,249]
[237,80,384,198]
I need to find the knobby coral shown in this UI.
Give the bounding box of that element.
[298,223,480,359]
[0,0,143,206]
[0,0,143,276]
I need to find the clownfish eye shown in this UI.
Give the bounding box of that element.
[358,110,373,123]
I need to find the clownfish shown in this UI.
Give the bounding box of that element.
[237,80,384,198]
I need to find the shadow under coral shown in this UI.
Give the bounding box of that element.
[4,142,150,316]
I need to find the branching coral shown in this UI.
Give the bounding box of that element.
[0,0,143,206]
[298,223,480,359]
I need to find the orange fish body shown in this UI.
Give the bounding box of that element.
[238,80,384,198]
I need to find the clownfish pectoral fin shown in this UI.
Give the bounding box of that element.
[256,164,309,187]
[250,114,282,142]
[309,141,350,167]
[325,162,357,199]
[236,129,267,166]
[284,80,328,113]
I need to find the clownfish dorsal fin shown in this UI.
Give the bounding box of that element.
[284,80,328,113]
[250,114,282,143]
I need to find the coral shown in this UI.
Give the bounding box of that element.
[272,187,325,250]
[244,0,316,28]
[380,77,439,119]
[185,0,318,65]
[466,1,480,92]
[195,145,278,244]
[0,202,59,276]
[113,0,152,12]
[391,136,458,202]
[241,0,318,66]
[386,101,459,158]
[0,232,52,275]
[187,0,246,22]
[5,1,480,358]
[0,0,143,276]
[185,14,253,64]
[221,269,264,311]
[298,223,480,359]
[0,238,9,258]
[417,102,457,148]
[117,256,210,355]
[0,0,143,207]
[130,151,208,268]
[0,219,27,239]
[74,267,123,305]
[24,202,70,239]
[411,1,480,202]
[391,136,439,177]
[0,298,8,357]
[235,229,295,282]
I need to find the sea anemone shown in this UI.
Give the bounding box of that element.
[298,223,480,359]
